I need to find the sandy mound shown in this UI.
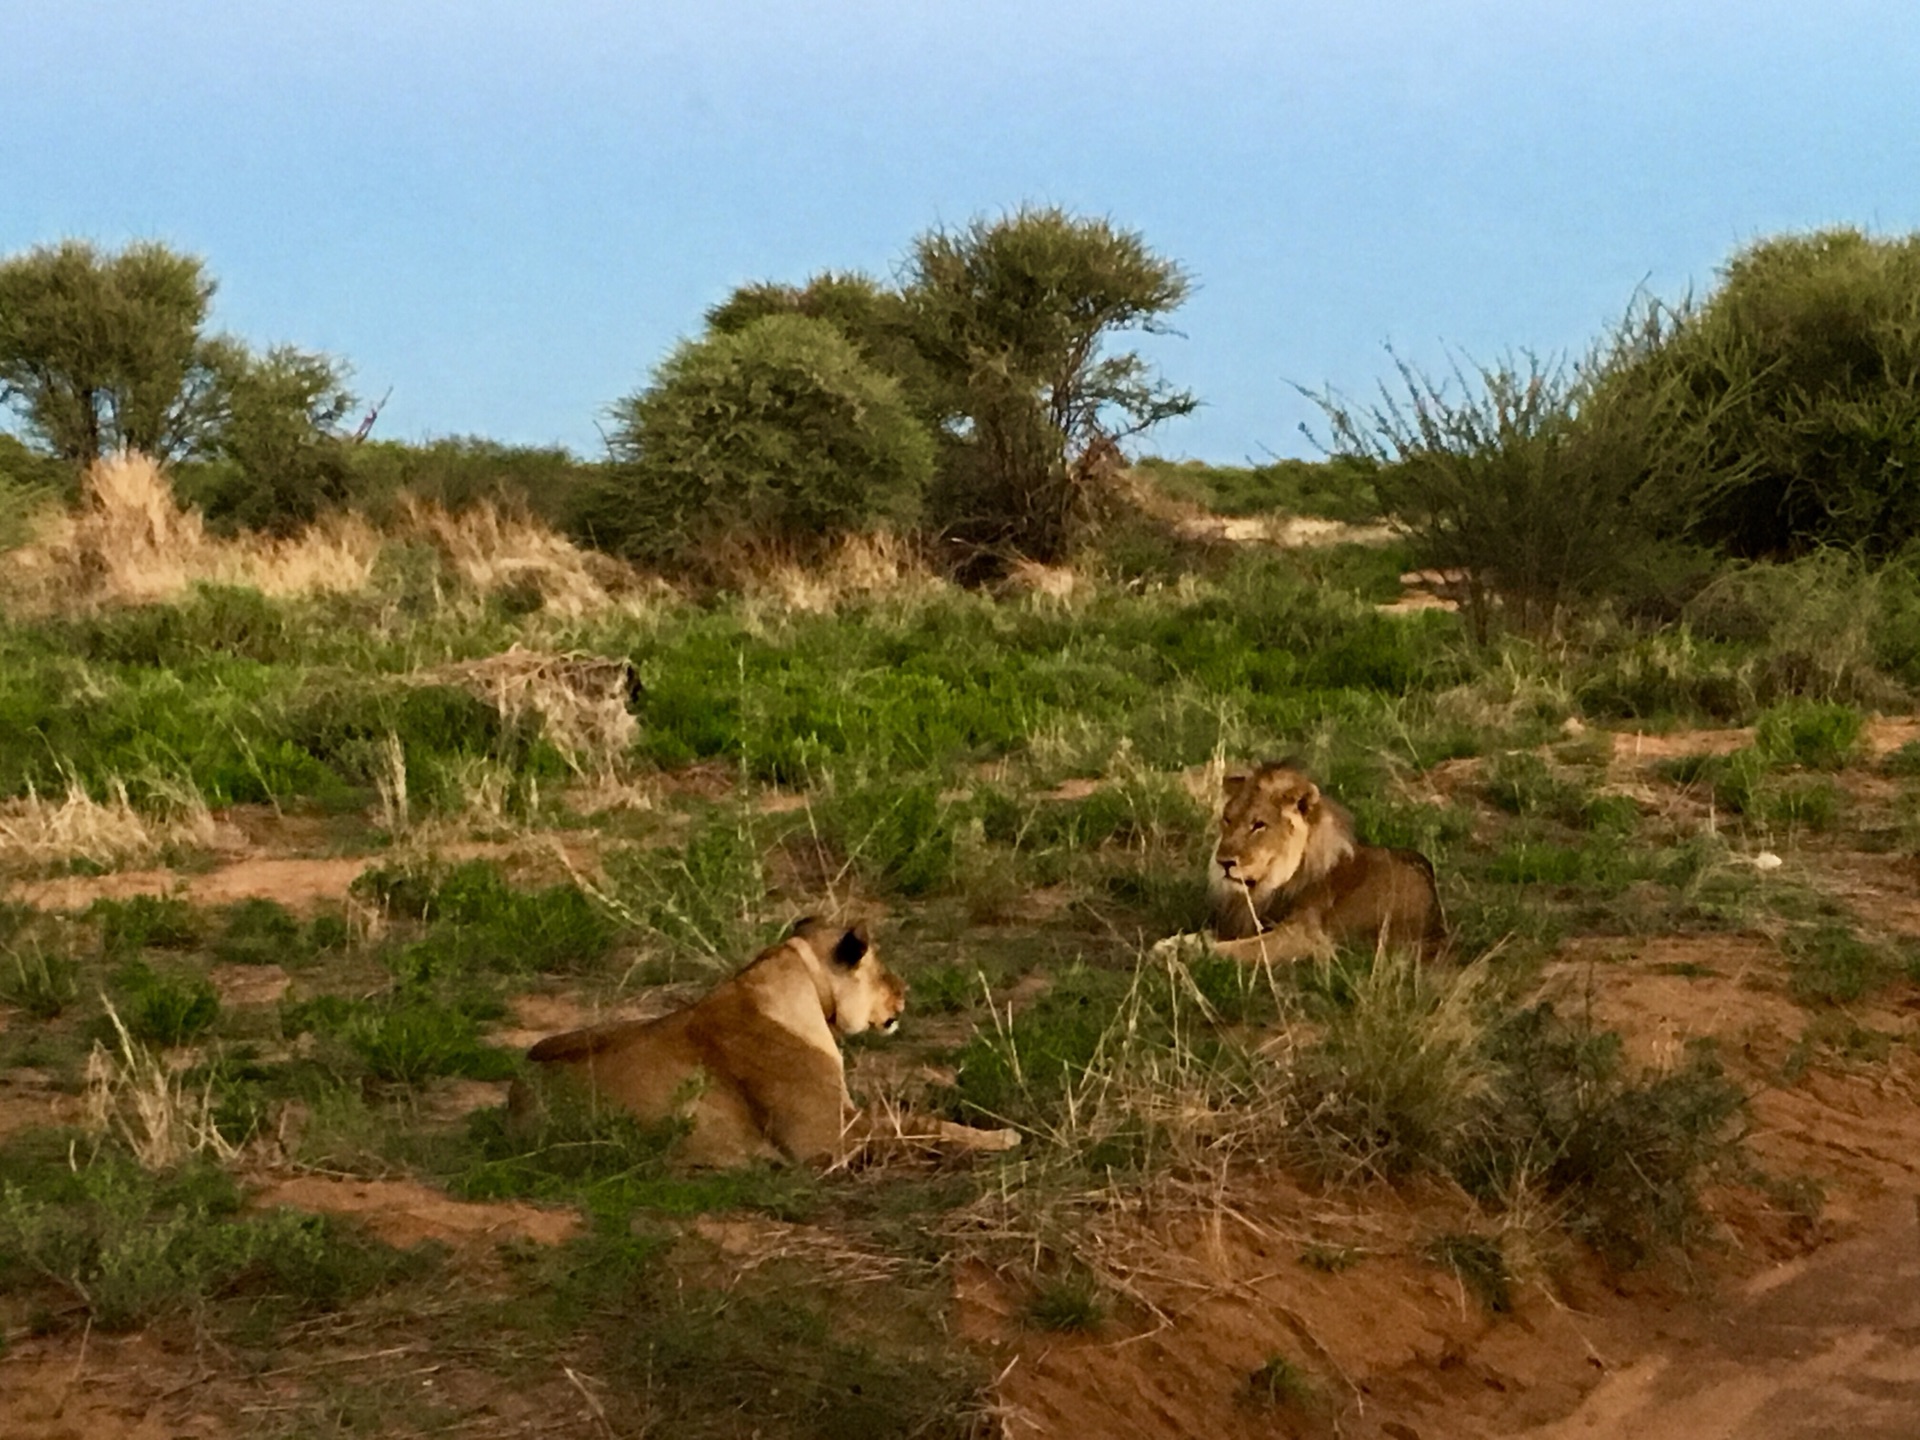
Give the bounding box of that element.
[250,1175,578,1249]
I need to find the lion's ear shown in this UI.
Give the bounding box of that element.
[1297,784,1320,816]
[787,914,821,939]
[831,927,870,969]
[1223,773,1249,801]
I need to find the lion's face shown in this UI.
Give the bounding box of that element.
[1213,765,1322,907]
[812,924,908,1037]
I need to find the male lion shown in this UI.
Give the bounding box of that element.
[1206,761,1443,962]
[522,917,1018,1168]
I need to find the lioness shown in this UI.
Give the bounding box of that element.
[523,917,1018,1167]
[1207,761,1443,962]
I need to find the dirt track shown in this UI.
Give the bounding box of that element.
[1527,1199,1920,1440]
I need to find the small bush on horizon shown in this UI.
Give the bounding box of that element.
[1133,453,1384,522]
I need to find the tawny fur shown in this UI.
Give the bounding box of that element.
[1208,761,1443,962]
[522,918,1017,1167]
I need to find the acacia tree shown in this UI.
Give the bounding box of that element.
[905,207,1197,562]
[194,342,359,533]
[0,240,225,466]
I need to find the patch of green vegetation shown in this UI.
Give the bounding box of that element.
[455,1085,686,1200]
[554,1234,983,1439]
[212,897,307,967]
[1133,454,1383,522]
[1782,921,1898,1004]
[92,893,203,958]
[1024,1269,1107,1332]
[1469,1007,1744,1269]
[1289,950,1493,1181]
[818,780,963,897]
[602,810,772,965]
[0,1148,431,1332]
[1,945,79,1020]
[285,991,513,1088]
[907,961,980,1015]
[1880,739,1920,776]
[353,858,621,976]
[1247,1353,1320,1410]
[1425,1232,1512,1313]
[950,964,1137,1126]
[1755,699,1866,769]
[106,960,220,1047]
[1298,1243,1361,1273]
[345,1003,515,1087]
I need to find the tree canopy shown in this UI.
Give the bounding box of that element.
[0,240,220,466]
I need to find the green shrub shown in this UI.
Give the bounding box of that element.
[343,1002,514,1087]
[109,962,219,1048]
[456,1085,687,1202]
[598,1260,982,1440]
[92,894,203,959]
[1467,1005,1743,1268]
[1596,229,1920,558]
[1683,553,1901,704]
[356,859,620,976]
[951,965,1136,1126]
[579,313,932,564]
[1134,454,1382,521]
[603,813,768,965]
[213,898,306,967]
[1290,952,1494,1179]
[1783,922,1895,1004]
[1754,699,1866,769]
[57,585,293,667]
[347,436,601,525]
[1,946,78,1020]
[1312,348,1688,639]
[1425,1233,1512,1313]
[1024,1270,1106,1332]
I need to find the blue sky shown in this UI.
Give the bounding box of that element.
[6,1,1918,462]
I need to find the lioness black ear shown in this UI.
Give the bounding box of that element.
[787,915,821,938]
[1297,785,1319,815]
[832,928,869,968]
[1223,773,1248,797]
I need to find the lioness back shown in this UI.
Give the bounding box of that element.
[1210,761,1443,956]
[524,918,902,1167]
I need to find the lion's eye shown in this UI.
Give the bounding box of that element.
[1249,820,1266,833]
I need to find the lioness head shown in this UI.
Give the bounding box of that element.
[790,917,907,1036]
[1213,762,1353,912]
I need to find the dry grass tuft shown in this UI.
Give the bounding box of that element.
[84,999,238,1170]
[0,774,220,872]
[213,509,384,596]
[1003,558,1083,603]
[729,530,945,613]
[5,452,382,608]
[397,497,654,618]
[420,644,639,775]
[2,454,652,617]
[60,450,211,602]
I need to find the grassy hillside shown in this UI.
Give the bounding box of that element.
[1,455,1917,1436]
